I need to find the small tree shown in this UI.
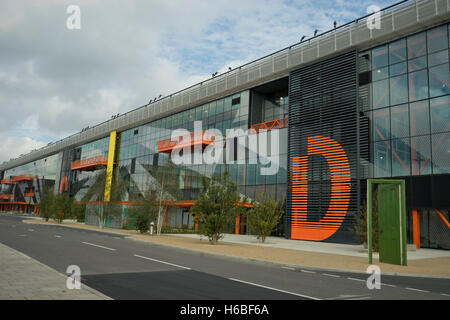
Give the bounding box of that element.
[128,189,159,234]
[190,172,245,244]
[36,187,56,221]
[53,193,74,223]
[246,196,283,243]
[353,190,380,251]
[82,169,128,229]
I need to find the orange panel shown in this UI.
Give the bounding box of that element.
[291,136,351,241]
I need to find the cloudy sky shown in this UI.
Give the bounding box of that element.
[0,0,397,163]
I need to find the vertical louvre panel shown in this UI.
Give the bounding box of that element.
[287,50,359,242]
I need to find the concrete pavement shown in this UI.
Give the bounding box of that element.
[0,241,110,300]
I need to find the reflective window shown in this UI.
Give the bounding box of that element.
[408,32,426,59]
[373,108,390,141]
[432,133,450,174]
[390,74,408,105]
[391,138,411,176]
[411,135,431,175]
[409,100,430,136]
[427,25,448,54]
[428,50,449,67]
[430,95,450,133]
[374,141,391,177]
[408,56,427,72]
[391,104,409,139]
[429,63,450,98]
[409,69,429,102]
[373,79,389,109]
[372,66,389,81]
[389,39,407,65]
[372,45,388,69]
[390,62,407,77]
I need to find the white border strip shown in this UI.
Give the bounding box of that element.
[134,254,191,270]
[82,241,116,251]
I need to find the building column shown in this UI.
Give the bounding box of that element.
[412,209,420,249]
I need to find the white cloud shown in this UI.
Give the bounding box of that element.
[0,0,398,164]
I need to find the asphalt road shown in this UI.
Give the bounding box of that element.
[1,215,449,300]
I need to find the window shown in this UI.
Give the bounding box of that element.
[372,45,388,69]
[428,50,449,67]
[432,133,450,174]
[391,104,409,139]
[427,25,448,54]
[407,32,426,59]
[391,138,411,176]
[374,141,391,177]
[408,69,429,102]
[409,100,430,136]
[373,79,390,109]
[429,63,450,98]
[430,95,450,133]
[389,39,407,65]
[372,66,389,81]
[373,108,390,141]
[390,62,407,77]
[411,135,431,175]
[390,74,408,106]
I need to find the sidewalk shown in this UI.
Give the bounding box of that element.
[22,217,450,278]
[0,241,111,300]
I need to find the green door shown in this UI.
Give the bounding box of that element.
[377,184,402,265]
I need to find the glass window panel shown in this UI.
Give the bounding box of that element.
[389,39,407,64]
[374,141,391,177]
[216,100,224,114]
[372,66,389,81]
[209,101,217,116]
[390,74,408,106]
[202,104,209,118]
[391,138,411,177]
[411,135,431,175]
[245,163,256,185]
[391,104,409,139]
[427,25,448,54]
[195,107,202,121]
[372,79,390,109]
[428,49,449,67]
[408,32,426,59]
[408,56,427,72]
[432,133,450,174]
[430,95,450,133]
[389,62,407,77]
[373,108,390,141]
[409,100,430,136]
[224,98,232,112]
[429,63,450,98]
[408,69,429,102]
[372,45,388,69]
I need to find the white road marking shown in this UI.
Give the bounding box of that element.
[28,229,34,232]
[229,278,321,300]
[406,287,429,293]
[282,266,296,271]
[301,270,316,274]
[441,293,450,297]
[322,273,340,278]
[347,277,365,282]
[82,241,116,251]
[54,235,62,238]
[382,283,396,287]
[134,254,191,270]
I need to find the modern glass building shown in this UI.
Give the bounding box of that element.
[1,0,449,248]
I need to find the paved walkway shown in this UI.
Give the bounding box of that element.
[0,241,111,300]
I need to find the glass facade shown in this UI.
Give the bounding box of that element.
[3,153,59,182]
[370,24,450,177]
